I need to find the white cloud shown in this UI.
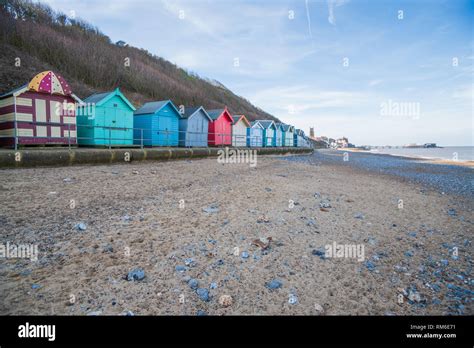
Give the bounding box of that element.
[452,85,474,100]
[250,85,371,115]
[327,0,350,26]
[369,79,383,87]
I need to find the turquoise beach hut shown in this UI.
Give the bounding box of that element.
[133,100,180,146]
[282,124,295,146]
[76,88,135,146]
[257,120,277,147]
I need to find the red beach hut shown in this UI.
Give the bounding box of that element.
[207,108,233,146]
[0,71,81,148]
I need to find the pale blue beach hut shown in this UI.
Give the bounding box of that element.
[275,123,284,147]
[247,121,264,147]
[179,106,212,147]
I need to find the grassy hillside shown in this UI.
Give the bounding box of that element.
[0,0,278,122]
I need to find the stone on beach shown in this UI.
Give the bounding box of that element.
[319,200,331,209]
[175,265,187,272]
[127,268,145,281]
[265,279,283,290]
[74,222,87,231]
[188,278,199,290]
[196,288,210,302]
[203,204,219,214]
[218,295,233,307]
[312,248,326,260]
[288,293,298,305]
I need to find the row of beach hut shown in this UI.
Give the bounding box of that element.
[0,71,311,148]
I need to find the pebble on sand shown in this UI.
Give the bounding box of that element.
[265,279,283,290]
[184,258,195,267]
[312,248,326,260]
[364,260,376,271]
[288,294,298,305]
[218,295,233,307]
[314,303,325,314]
[196,288,210,302]
[75,223,87,231]
[127,268,145,281]
[319,200,331,209]
[175,265,187,272]
[188,278,199,290]
[203,204,219,214]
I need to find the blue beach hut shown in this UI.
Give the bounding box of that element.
[133,100,180,146]
[247,121,264,147]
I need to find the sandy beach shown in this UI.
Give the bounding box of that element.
[0,151,472,315]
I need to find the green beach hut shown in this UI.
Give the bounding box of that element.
[76,88,136,146]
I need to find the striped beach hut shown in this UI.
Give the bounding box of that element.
[280,124,295,147]
[0,71,81,148]
[247,121,264,147]
[76,88,135,146]
[257,120,277,147]
[179,106,212,147]
[133,100,180,146]
[207,108,233,146]
[231,114,250,147]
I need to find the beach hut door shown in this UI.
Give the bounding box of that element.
[189,116,200,146]
[158,116,172,146]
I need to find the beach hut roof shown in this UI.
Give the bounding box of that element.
[0,80,82,103]
[181,106,212,121]
[250,120,264,129]
[134,100,180,115]
[256,120,276,130]
[281,124,295,132]
[295,129,305,136]
[207,108,233,122]
[28,71,72,96]
[232,114,251,127]
[83,88,136,111]
[275,122,286,130]
[0,84,28,98]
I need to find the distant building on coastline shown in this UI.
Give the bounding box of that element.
[336,137,349,148]
[403,143,439,148]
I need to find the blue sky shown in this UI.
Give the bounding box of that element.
[43,0,473,146]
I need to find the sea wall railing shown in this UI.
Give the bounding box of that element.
[1,121,312,150]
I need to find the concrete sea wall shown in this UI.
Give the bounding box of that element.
[0,147,313,168]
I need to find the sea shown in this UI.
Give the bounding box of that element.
[367,146,474,162]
